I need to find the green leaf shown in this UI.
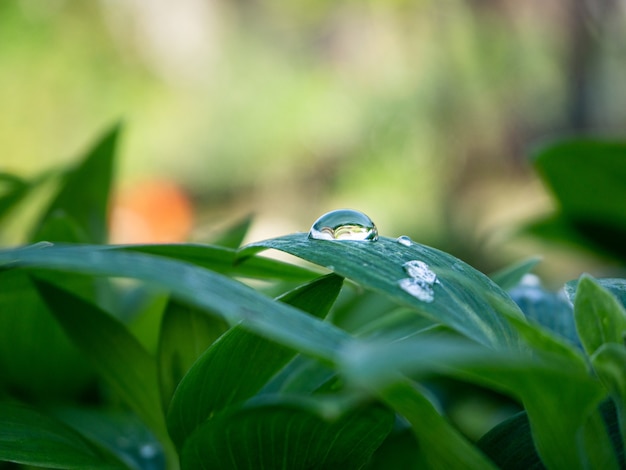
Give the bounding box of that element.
[157,298,230,412]
[592,343,626,460]
[209,214,253,248]
[0,173,30,225]
[123,243,316,281]
[0,244,350,363]
[242,234,527,350]
[31,279,168,445]
[566,278,626,310]
[375,378,498,469]
[574,275,626,356]
[166,274,344,449]
[532,139,626,231]
[531,139,626,261]
[51,406,165,470]
[339,334,606,470]
[180,397,394,470]
[0,269,93,400]
[32,124,121,243]
[0,400,124,469]
[477,411,543,470]
[509,279,580,347]
[490,257,542,291]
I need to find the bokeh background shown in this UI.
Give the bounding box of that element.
[2,0,625,283]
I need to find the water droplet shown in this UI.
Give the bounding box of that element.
[403,260,438,284]
[396,235,412,247]
[308,209,378,241]
[139,444,159,459]
[398,278,435,302]
[31,241,54,249]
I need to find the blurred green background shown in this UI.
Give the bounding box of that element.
[1,0,625,282]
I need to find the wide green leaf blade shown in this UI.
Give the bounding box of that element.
[0,244,351,362]
[157,298,230,412]
[166,274,344,449]
[242,234,527,350]
[32,124,121,243]
[340,334,607,470]
[574,275,626,356]
[180,397,394,470]
[0,400,124,469]
[31,279,168,446]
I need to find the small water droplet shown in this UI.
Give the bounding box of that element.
[398,278,435,302]
[31,241,54,249]
[308,209,378,241]
[396,235,412,247]
[139,444,159,459]
[403,260,438,284]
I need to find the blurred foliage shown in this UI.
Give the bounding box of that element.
[2,0,626,275]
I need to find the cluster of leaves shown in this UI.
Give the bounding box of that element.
[0,125,625,469]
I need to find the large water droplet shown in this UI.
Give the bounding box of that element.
[398,278,435,303]
[396,235,412,247]
[308,209,378,241]
[403,260,438,284]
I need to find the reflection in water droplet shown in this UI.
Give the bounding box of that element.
[403,260,438,284]
[308,209,378,241]
[396,236,412,247]
[399,278,435,302]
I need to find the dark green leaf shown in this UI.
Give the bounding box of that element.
[0,244,350,363]
[31,279,168,444]
[33,124,121,243]
[0,269,93,400]
[123,243,316,281]
[375,379,498,469]
[242,234,535,351]
[166,274,343,449]
[574,275,626,356]
[478,411,544,470]
[531,139,626,261]
[532,139,626,231]
[0,400,123,469]
[51,406,165,470]
[157,299,229,412]
[592,343,626,458]
[490,256,542,291]
[180,397,394,470]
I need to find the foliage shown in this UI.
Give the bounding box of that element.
[0,125,625,469]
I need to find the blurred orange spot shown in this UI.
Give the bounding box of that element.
[109,179,194,244]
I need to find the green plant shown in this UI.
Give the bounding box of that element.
[0,125,625,469]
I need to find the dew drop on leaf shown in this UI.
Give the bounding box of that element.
[403,260,438,285]
[308,209,378,241]
[398,278,435,303]
[396,235,412,246]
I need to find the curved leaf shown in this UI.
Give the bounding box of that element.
[166,274,344,449]
[180,398,394,470]
[0,400,124,469]
[242,234,526,350]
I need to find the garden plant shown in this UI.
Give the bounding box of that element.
[1,125,626,469]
